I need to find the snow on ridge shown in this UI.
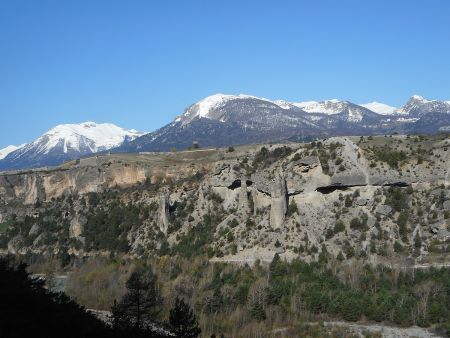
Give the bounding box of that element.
[180,93,450,122]
[191,93,264,118]
[0,144,25,160]
[194,94,236,118]
[409,95,450,104]
[273,100,294,110]
[184,93,354,117]
[360,102,397,115]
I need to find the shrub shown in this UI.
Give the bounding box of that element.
[350,217,361,229]
[334,220,345,234]
[252,146,293,169]
[372,147,407,168]
[394,241,403,252]
[344,195,352,207]
[286,199,299,216]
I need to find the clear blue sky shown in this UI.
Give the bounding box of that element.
[1,0,450,147]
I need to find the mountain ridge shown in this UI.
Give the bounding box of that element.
[117,93,450,154]
[1,94,450,170]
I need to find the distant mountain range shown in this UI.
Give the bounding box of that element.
[117,94,450,153]
[1,94,450,171]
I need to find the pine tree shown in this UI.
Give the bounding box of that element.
[112,266,162,330]
[250,302,266,321]
[269,253,287,278]
[168,297,201,338]
[414,232,422,248]
[286,199,298,216]
[341,296,361,322]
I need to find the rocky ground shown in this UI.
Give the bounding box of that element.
[308,321,442,338]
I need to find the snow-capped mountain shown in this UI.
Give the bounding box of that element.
[0,144,24,160]
[360,102,397,115]
[118,93,450,153]
[119,94,322,153]
[27,121,144,154]
[394,95,450,116]
[115,94,382,153]
[0,122,144,170]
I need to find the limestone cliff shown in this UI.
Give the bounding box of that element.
[0,135,449,265]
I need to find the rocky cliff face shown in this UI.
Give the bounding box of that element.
[1,158,158,205]
[0,134,449,266]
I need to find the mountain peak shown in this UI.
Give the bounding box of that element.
[395,95,450,116]
[0,122,145,170]
[39,122,144,154]
[194,94,238,118]
[178,93,269,124]
[410,94,430,102]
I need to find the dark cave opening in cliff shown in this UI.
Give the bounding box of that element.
[227,180,253,190]
[316,185,350,194]
[383,182,409,188]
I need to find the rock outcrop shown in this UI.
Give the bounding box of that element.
[239,179,250,214]
[69,215,86,238]
[270,174,288,229]
[159,191,169,235]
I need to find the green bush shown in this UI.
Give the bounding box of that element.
[333,220,345,234]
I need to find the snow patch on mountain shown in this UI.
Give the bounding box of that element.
[0,144,25,160]
[360,102,397,115]
[396,117,420,123]
[273,100,296,110]
[293,99,346,115]
[195,94,239,118]
[347,107,364,122]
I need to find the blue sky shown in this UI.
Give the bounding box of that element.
[1,0,450,147]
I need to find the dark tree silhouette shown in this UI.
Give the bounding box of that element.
[0,257,110,338]
[168,297,201,338]
[112,265,163,330]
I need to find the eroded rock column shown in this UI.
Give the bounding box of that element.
[159,190,169,235]
[270,174,288,229]
[239,178,250,214]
